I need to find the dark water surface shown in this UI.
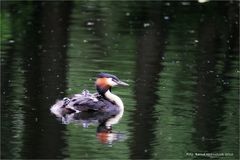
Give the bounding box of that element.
[1,1,239,159]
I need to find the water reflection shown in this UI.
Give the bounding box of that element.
[2,1,72,159]
[193,9,225,153]
[129,3,167,158]
[22,3,71,159]
[192,2,239,154]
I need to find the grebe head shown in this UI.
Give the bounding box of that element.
[95,73,128,95]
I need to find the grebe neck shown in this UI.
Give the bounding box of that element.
[104,90,124,111]
[104,90,124,127]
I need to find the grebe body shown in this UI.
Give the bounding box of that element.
[50,73,128,118]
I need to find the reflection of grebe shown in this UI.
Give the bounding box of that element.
[50,73,128,127]
[97,122,126,145]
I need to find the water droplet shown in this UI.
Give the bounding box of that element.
[189,30,195,34]
[9,40,15,43]
[143,23,150,27]
[165,2,171,6]
[87,22,94,26]
[198,0,209,3]
[125,12,130,16]
[164,16,169,20]
[194,39,199,43]
[181,2,190,5]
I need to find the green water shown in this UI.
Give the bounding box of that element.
[1,1,239,159]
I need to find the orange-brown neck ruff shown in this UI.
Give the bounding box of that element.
[96,78,111,95]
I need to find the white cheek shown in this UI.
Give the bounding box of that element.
[107,78,118,86]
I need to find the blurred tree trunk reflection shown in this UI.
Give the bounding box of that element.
[129,2,168,159]
[1,38,20,159]
[19,2,72,159]
[192,2,239,156]
[193,14,223,153]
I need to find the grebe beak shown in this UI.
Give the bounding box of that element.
[117,80,129,86]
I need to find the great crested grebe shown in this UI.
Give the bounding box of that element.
[50,73,129,125]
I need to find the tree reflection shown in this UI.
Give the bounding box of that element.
[192,2,239,157]
[1,2,72,159]
[129,2,168,159]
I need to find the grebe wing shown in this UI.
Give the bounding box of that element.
[66,92,119,113]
